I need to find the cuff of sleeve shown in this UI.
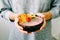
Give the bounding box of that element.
[49,8,60,19]
[1,10,13,20]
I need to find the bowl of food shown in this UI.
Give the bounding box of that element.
[18,13,45,33]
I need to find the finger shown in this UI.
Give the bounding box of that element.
[35,30,40,32]
[36,13,45,18]
[18,27,32,34]
[15,19,28,34]
[15,22,23,30]
[40,18,46,30]
[14,18,23,30]
[14,15,30,34]
[18,29,28,34]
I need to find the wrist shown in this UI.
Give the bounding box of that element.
[42,12,52,20]
[9,13,17,21]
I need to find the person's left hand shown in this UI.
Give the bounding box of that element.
[14,14,29,34]
[35,13,46,32]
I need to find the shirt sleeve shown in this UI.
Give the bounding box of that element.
[49,0,60,18]
[0,0,13,20]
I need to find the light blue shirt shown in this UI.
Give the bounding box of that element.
[0,0,60,20]
[0,0,60,40]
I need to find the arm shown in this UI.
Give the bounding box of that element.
[0,0,14,21]
[0,0,28,34]
[42,0,60,20]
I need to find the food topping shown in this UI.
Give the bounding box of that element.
[18,13,36,23]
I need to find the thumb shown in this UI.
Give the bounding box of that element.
[36,13,45,18]
[14,16,23,30]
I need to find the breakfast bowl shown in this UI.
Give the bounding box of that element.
[17,13,45,33]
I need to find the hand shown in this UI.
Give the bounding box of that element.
[42,12,52,20]
[35,12,52,32]
[35,13,46,32]
[14,14,31,34]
